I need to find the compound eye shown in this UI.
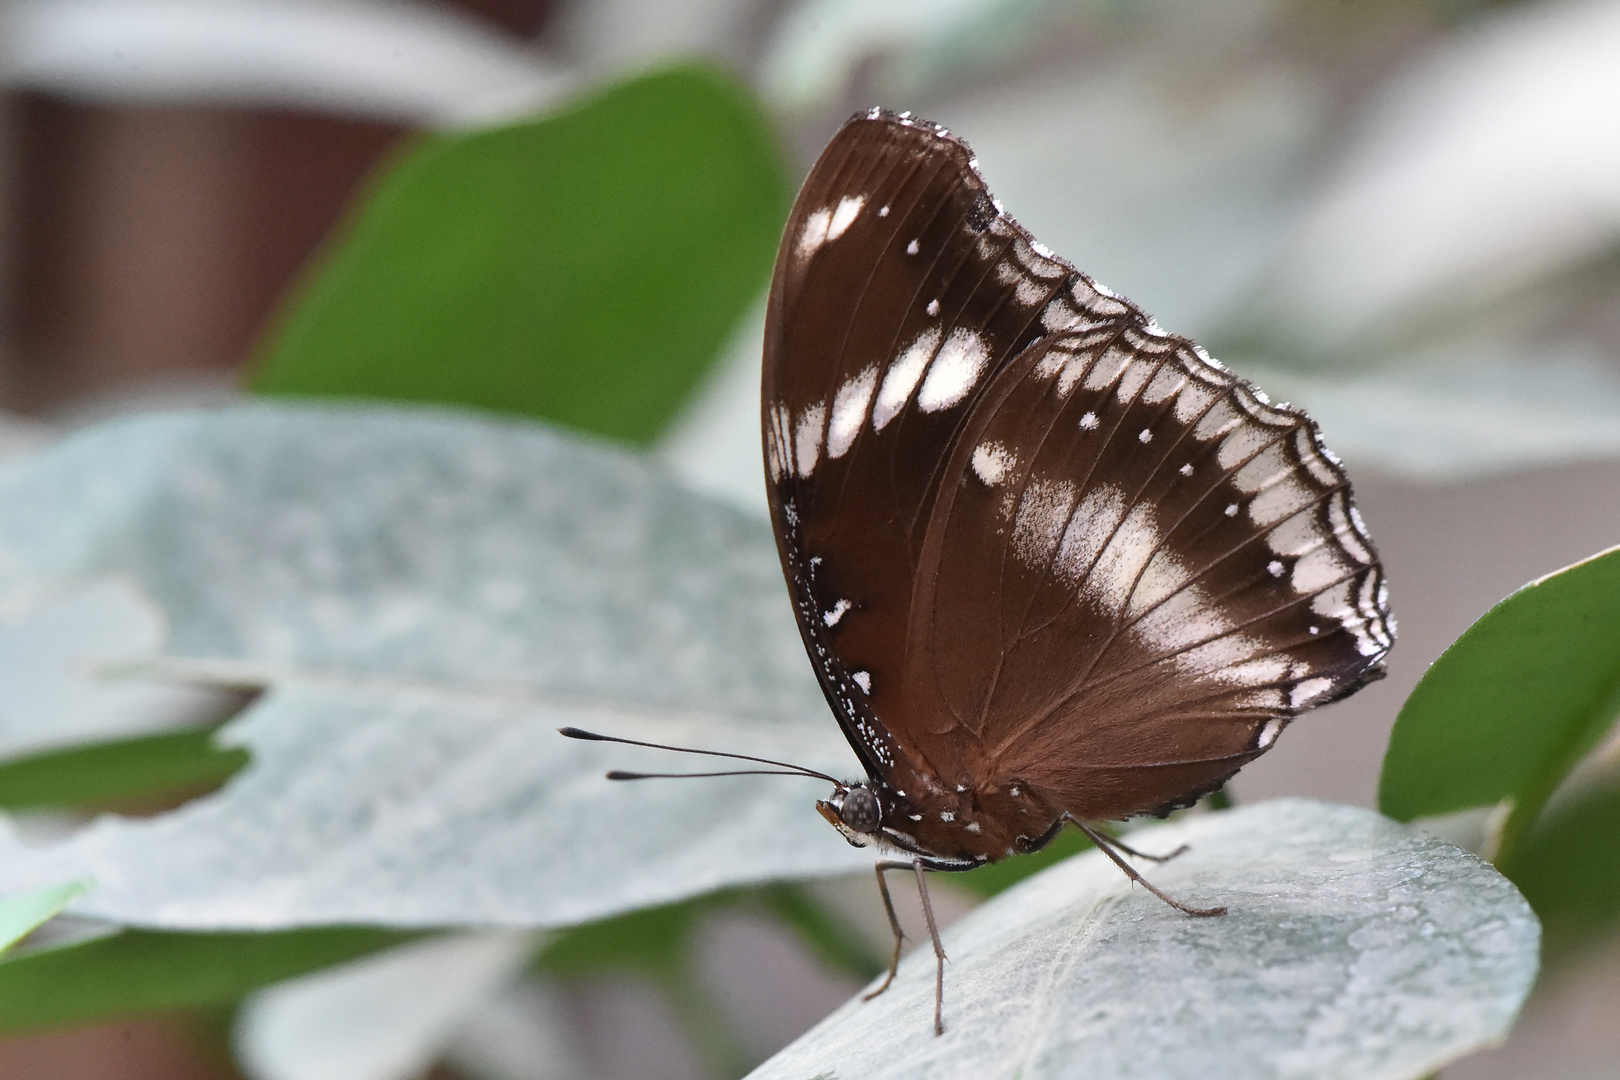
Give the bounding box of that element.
[839,786,881,834]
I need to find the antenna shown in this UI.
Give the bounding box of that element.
[557,727,842,785]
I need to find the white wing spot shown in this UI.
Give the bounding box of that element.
[917,328,989,412]
[1267,559,1286,577]
[827,195,864,241]
[1225,503,1240,517]
[1289,678,1334,709]
[906,239,920,255]
[965,821,982,833]
[794,403,825,478]
[827,365,878,458]
[939,811,955,822]
[1179,463,1194,477]
[1138,428,1153,443]
[878,204,890,217]
[852,670,872,693]
[797,209,831,257]
[823,599,851,627]
[1079,412,1100,431]
[872,327,940,429]
[971,441,1015,485]
[1257,718,1285,749]
[926,298,940,316]
[1308,625,1320,635]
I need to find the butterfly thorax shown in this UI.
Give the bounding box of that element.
[817,774,1064,866]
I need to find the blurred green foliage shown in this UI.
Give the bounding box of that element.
[252,63,789,445]
[0,729,248,813]
[0,928,421,1033]
[1381,544,1620,956]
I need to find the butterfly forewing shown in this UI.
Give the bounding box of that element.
[763,109,1393,834]
[763,112,1082,780]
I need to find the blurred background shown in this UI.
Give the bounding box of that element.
[0,0,1618,1077]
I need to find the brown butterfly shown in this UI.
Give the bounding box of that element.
[567,108,1393,1035]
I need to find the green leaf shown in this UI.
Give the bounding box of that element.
[534,895,714,979]
[0,926,420,1033]
[0,728,248,812]
[0,882,87,956]
[1499,772,1620,960]
[250,63,788,445]
[1378,545,1620,859]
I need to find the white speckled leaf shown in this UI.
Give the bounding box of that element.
[750,801,1539,1080]
[0,404,869,927]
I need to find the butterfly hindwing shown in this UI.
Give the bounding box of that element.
[910,327,1392,818]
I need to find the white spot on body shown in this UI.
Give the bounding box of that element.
[939,811,955,822]
[852,670,872,693]
[965,821,982,833]
[823,599,852,627]
[917,329,989,412]
[873,327,941,429]
[971,441,1015,485]
[906,239,920,256]
[827,365,879,458]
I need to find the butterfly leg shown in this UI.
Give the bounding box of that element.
[909,858,949,1036]
[866,859,950,1035]
[1072,819,1225,918]
[1106,834,1190,864]
[864,861,908,1001]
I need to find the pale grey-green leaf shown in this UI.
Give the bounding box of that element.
[0,405,868,927]
[0,683,868,926]
[750,801,1538,1080]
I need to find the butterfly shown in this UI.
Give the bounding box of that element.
[761,108,1392,1030]
[566,108,1393,1036]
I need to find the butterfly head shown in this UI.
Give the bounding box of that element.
[817,781,883,847]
